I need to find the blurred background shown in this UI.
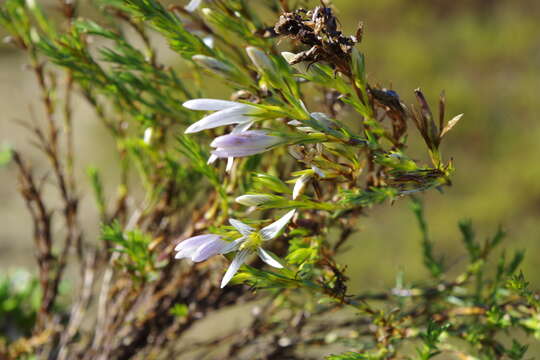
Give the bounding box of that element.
[0,0,539,313]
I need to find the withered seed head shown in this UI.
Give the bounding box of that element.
[274,6,358,75]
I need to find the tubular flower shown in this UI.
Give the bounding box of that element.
[174,235,228,262]
[219,210,296,288]
[184,98,262,171]
[207,121,253,172]
[210,130,284,158]
[183,98,260,134]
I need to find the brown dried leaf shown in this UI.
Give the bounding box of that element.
[441,113,464,138]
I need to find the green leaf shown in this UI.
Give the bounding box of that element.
[170,303,189,318]
[326,352,368,360]
[411,198,444,278]
[0,145,13,167]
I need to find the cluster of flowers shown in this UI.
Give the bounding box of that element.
[173,45,325,286]
[174,93,303,287]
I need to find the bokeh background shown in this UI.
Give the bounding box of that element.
[0,0,539,340]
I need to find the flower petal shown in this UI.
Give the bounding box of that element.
[191,238,228,262]
[225,154,234,173]
[231,121,253,133]
[221,249,250,288]
[260,210,296,241]
[184,0,202,12]
[185,106,254,133]
[174,234,219,252]
[257,248,283,268]
[229,218,254,236]
[225,157,235,173]
[211,147,268,158]
[220,236,246,254]
[207,153,218,164]
[312,165,325,178]
[292,173,312,200]
[183,98,240,111]
[203,36,214,48]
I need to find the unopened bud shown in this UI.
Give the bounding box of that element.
[235,194,273,206]
[246,47,276,76]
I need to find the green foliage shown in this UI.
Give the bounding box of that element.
[0,145,12,168]
[87,167,106,218]
[0,0,537,358]
[0,271,40,340]
[169,303,189,318]
[416,321,450,359]
[102,222,158,282]
[327,352,370,360]
[113,0,212,59]
[411,198,444,278]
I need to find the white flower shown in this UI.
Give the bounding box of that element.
[174,234,228,262]
[184,98,263,172]
[184,0,202,12]
[183,98,260,134]
[210,130,283,158]
[220,210,296,287]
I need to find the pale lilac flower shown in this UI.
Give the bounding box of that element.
[210,130,283,158]
[174,211,296,288]
[174,234,228,262]
[219,210,296,288]
[183,98,263,171]
[183,98,260,134]
[207,121,253,172]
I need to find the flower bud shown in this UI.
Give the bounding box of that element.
[192,55,248,85]
[235,194,273,206]
[210,130,284,158]
[246,47,275,74]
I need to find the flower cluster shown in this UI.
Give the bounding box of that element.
[183,98,284,172]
